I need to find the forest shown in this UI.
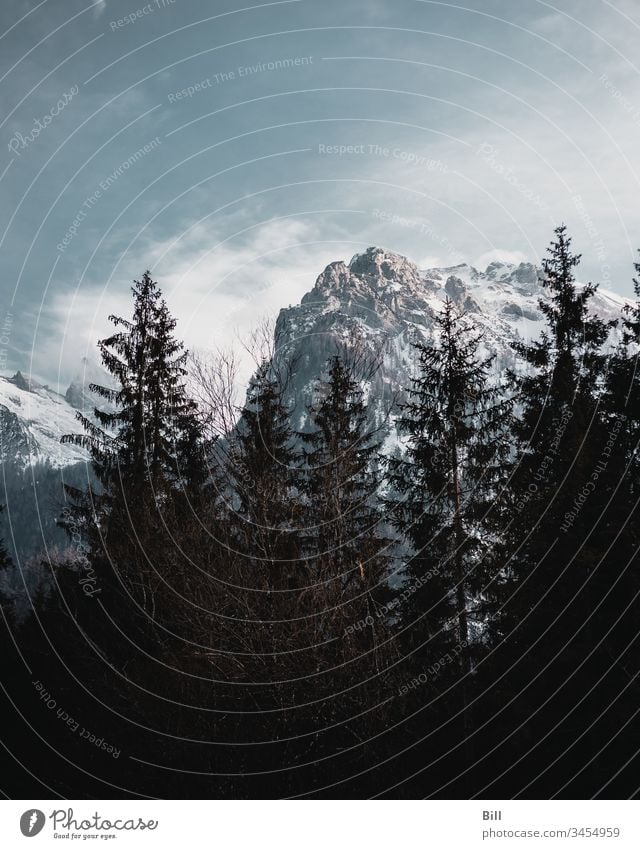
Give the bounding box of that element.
[1,224,639,799]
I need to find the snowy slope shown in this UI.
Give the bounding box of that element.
[0,371,89,468]
[273,247,629,447]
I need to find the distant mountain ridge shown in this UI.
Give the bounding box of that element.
[0,357,113,469]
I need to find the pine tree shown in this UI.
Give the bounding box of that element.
[586,252,640,787]
[491,225,617,796]
[301,355,388,587]
[504,226,612,637]
[220,354,304,721]
[229,357,301,581]
[301,355,391,629]
[0,505,11,571]
[298,353,394,737]
[603,249,640,504]
[387,298,511,769]
[61,271,205,653]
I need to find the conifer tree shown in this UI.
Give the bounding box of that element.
[298,353,394,733]
[61,271,205,651]
[588,253,640,755]
[221,354,303,715]
[504,226,612,637]
[229,357,300,581]
[490,226,617,796]
[387,298,511,761]
[0,505,11,571]
[301,355,388,587]
[603,250,640,500]
[302,355,391,627]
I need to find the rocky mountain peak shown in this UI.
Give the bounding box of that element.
[348,247,422,286]
[7,371,47,393]
[305,247,427,306]
[64,356,114,411]
[444,275,481,313]
[274,247,629,439]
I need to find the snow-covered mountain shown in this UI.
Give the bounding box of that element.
[273,247,628,449]
[0,356,111,469]
[0,247,630,471]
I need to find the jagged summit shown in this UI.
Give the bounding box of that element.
[0,356,113,469]
[308,246,544,306]
[348,246,423,283]
[65,356,114,411]
[308,247,428,302]
[277,247,628,437]
[7,371,50,394]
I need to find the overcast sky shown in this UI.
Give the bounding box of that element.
[1,0,640,388]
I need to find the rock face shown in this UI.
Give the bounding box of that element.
[0,372,86,469]
[0,358,113,469]
[272,246,628,450]
[65,356,116,413]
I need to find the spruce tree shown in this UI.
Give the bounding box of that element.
[603,250,640,505]
[503,226,612,643]
[587,253,640,787]
[301,355,388,587]
[221,355,303,720]
[61,271,205,653]
[301,356,391,627]
[299,353,394,734]
[387,298,511,768]
[0,505,11,571]
[492,226,616,796]
[229,357,300,581]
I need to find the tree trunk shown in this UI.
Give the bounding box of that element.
[451,430,474,780]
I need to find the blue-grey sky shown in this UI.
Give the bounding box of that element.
[1,0,640,388]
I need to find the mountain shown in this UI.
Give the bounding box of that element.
[273,247,628,451]
[0,246,630,565]
[0,248,629,472]
[0,370,88,469]
[0,355,118,470]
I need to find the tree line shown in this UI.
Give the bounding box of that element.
[1,224,639,799]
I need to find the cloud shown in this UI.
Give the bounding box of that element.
[474,249,529,270]
[41,216,354,390]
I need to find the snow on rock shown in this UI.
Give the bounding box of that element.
[273,247,631,451]
[0,370,90,469]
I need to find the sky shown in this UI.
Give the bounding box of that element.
[1,0,640,389]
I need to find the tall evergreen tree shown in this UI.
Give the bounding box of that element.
[297,353,394,738]
[387,298,511,776]
[221,355,304,726]
[228,357,301,582]
[0,505,11,571]
[603,249,640,505]
[301,355,388,587]
[61,271,205,654]
[502,226,612,643]
[489,226,618,796]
